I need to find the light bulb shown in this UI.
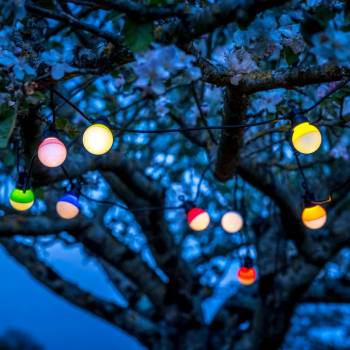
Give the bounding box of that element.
[82,122,113,155]
[221,211,243,233]
[38,136,67,167]
[237,266,257,286]
[187,207,210,231]
[292,122,322,154]
[56,192,80,219]
[301,204,327,230]
[10,188,35,211]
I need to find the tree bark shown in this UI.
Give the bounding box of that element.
[214,87,248,181]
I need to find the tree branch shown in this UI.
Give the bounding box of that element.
[63,0,186,21]
[214,87,248,181]
[0,215,88,237]
[214,64,350,91]
[237,161,303,241]
[155,0,289,44]
[0,214,166,310]
[303,277,350,304]
[26,1,133,65]
[100,260,154,317]
[1,238,159,346]
[102,172,203,325]
[73,221,167,309]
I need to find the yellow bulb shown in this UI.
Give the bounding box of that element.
[292,122,322,154]
[9,199,34,211]
[301,205,327,230]
[83,123,113,155]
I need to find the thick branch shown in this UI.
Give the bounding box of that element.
[100,261,154,316]
[32,150,160,203]
[237,210,350,350]
[214,87,248,181]
[103,172,202,325]
[1,238,158,346]
[303,277,350,304]
[26,1,133,66]
[237,161,303,241]
[0,214,166,309]
[155,0,288,44]
[64,0,186,21]
[0,215,87,237]
[31,150,197,317]
[211,65,350,91]
[73,221,167,309]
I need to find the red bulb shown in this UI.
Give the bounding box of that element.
[187,207,210,231]
[237,266,257,286]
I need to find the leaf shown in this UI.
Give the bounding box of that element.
[34,188,45,200]
[0,103,17,149]
[283,47,299,66]
[51,64,65,80]
[300,14,324,45]
[123,19,153,52]
[2,150,16,167]
[13,66,24,80]
[0,52,17,66]
[55,117,80,138]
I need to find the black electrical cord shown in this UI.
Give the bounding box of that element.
[52,88,94,123]
[51,89,284,132]
[60,165,76,191]
[233,175,239,211]
[58,164,184,212]
[80,192,183,212]
[24,153,37,191]
[23,80,350,214]
[288,138,312,195]
[15,140,20,175]
[300,78,350,115]
[193,162,212,202]
[112,119,282,134]
[50,89,56,128]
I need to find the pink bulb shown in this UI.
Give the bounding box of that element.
[38,137,67,168]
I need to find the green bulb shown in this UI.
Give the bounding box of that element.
[10,188,35,211]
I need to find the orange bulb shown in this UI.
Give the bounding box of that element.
[301,205,327,230]
[237,266,257,286]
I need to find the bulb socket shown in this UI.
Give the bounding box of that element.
[243,256,254,269]
[291,113,308,128]
[93,117,111,128]
[183,200,196,213]
[16,172,28,190]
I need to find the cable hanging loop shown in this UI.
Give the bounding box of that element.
[50,88,56,130]
[51,88,94,123]
[287,133,312,194]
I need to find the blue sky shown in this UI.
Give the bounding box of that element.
[0,245,143,350]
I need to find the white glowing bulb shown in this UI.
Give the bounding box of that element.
[221,211,243,233]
